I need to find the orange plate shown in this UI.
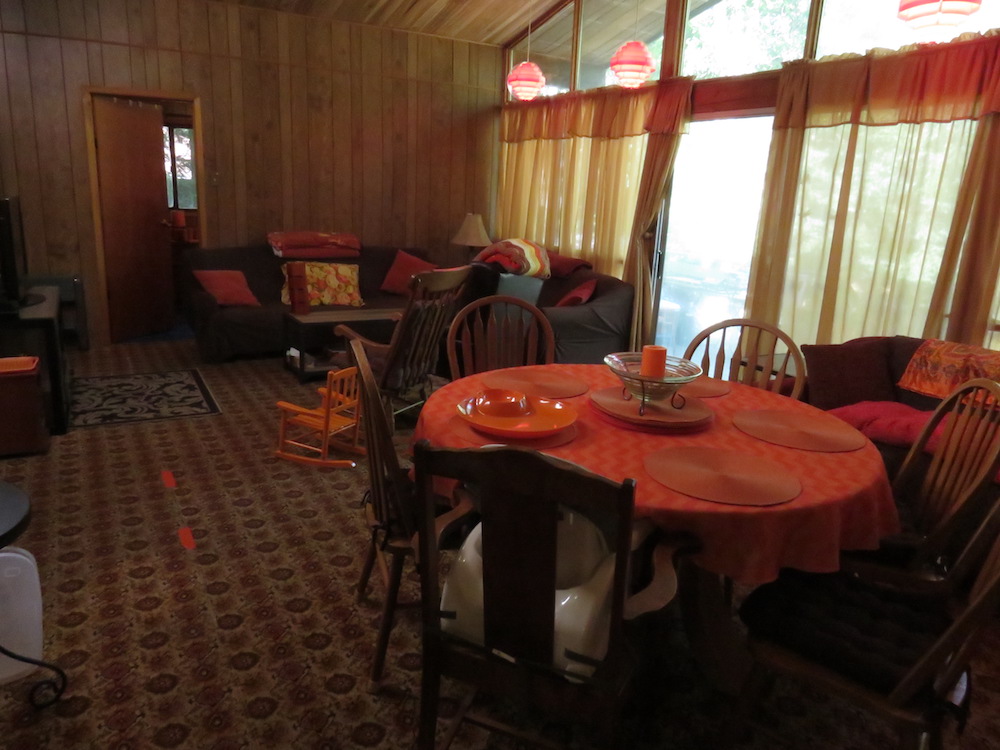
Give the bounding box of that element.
[457,396,578,439]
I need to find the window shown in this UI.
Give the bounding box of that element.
[163,126,197,210]
[508,4,575,98]
[816,0,1000,57]
[682,0,811,79]
[654,117,773,354]
[578,0,666,91]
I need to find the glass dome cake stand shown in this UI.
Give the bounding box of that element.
[604,352,702,416]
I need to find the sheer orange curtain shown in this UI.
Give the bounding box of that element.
[748,32,1000,346]
[496,87,657,277]
[623,78,693,349]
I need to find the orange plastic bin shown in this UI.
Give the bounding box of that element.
[0,357,50,456]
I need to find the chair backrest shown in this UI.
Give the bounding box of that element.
[320,366,360,418]
[893,378,1000,582]
[378,266,472,395]
[683,318,805,399]
[350,338,416,540]
[413,441,635,671]
[889,526,1000,708]
[445,294,556,380]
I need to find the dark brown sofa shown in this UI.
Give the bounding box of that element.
[463,263,635,365]
[181,244,423,363]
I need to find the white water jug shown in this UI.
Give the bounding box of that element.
[0,547,42,683]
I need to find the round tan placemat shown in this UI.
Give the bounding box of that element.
[644,446,801,506]
[680,376,731,398]
[589,386,715,430]
[447,415,581,448]
[481,368,589,399]
[732,409,867,452]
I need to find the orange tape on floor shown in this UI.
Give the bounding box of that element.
[178,527,196,550]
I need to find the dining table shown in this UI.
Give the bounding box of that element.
[412,362,901,693]
[413,363,899,585]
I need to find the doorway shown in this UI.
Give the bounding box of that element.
[86,90,204,344]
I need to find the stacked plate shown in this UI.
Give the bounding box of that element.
[457,388,578,440]
[588,386,714,432]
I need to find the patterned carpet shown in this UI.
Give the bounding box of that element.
[0,339,998,749]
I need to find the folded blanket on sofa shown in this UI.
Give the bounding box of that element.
[474,239,551,279]
[267,231,361,259]
[898,338,1000,398]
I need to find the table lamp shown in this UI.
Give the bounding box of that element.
[451,213,492,259]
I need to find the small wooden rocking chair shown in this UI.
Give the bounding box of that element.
[275,367,364,468]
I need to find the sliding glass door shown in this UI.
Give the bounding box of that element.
[653,116,773,355]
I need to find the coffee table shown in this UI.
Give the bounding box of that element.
[283,307,404,382]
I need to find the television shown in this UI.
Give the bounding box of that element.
[0,196,29,314]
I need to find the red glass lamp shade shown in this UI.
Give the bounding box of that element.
[610,40,656,89]
[898,0,981,27]
[507,61,546,101]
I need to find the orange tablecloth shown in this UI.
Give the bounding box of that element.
[413,364,899,584]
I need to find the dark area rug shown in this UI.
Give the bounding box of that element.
[70,369,220,427]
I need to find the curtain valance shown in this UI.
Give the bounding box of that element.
[500,77,693,142]
[776,30,1000,129]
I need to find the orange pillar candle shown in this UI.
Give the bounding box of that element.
[640,345,667,378]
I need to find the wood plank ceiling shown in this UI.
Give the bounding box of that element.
[228,0,720,48]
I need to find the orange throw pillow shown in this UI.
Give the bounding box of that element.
[380,250,438,295]
[281,262,364,307]
[193,270,260,306]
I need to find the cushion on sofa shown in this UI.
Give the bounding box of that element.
[193,270,260,306]
[380,250,438,295]
[547,251,593,278]
[280,262,363,307]
[829,401,938,448]
[801,337,895,410]
[267,231,361,258]
[555,278,597,307]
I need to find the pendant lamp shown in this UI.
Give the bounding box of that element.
[610,0,656,89]
[507,2,546,101]
[610,40,656,88]
[898,0,981,27]
[507,61,546,101]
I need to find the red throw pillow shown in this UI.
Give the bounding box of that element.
[555,278,597,307]
[546,250,593,278]
[193,270,260,306]
[380,250,438,295]
[829,401,936,447]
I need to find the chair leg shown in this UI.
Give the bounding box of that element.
[371,549,405,683]
[357,536,378,602]
[417,636,447,750]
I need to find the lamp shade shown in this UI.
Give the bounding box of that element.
[451,213,492,248]
[898,0,981,27]
[507,61,546,101]
[610,40,656,89]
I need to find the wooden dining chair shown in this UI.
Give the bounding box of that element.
[729,527,1000,750]
[445,294,555,380]
[412,441,694,749]
[336,266,472,425]
[683,318,805,399]
[841,378,1000,594]
[348,339,473,684]
[274,366,363,468]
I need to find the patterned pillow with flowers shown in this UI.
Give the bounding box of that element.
[281,262,364,307]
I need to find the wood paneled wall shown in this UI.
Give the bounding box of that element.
[0,0,501,345]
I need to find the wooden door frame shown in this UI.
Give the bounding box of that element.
[83,86,206,347]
